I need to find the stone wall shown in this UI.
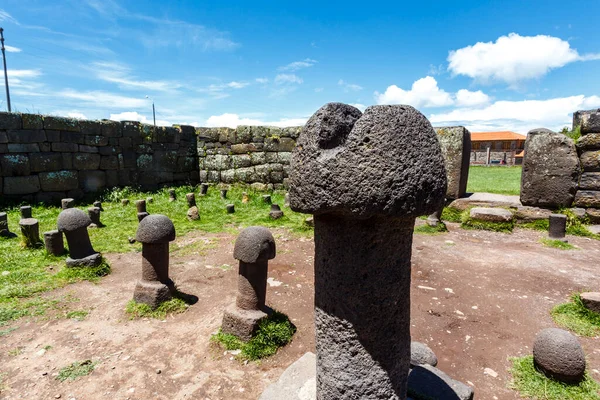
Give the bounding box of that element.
[573,108,600,208]
[470,150,519,165]
[0,112,199,204]
[196,126,302,189]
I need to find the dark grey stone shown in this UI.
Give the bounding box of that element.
[88,207,103,228]
[469,207,513,222]
[573,190,600,208]
[57,208,99,265]
[1,154,30,176]
[579,173,600,191]
[520,128,580,208]
[580,292,600,314]
[407,365,474,400]
[186,193,196,207]
[43,116,80,132]
[533,328,585,383]
[580,150,600,172]
[0,212,12,237]
[20,206,32,219]
[269,204,284,219]
[39,171,78,192]
[168,189,176,201]
[548,214,567,240]
[434,126,471,200]
[135,200,146,213]
[30,153,63,172]
[233,226,276,263]
[73,153,101,170]
[79,170,106,192]
[220,189,228,199]
[259,352,316,400]
[61,198,75,210]
[8,143,39,153]
[21,114,43,130]
[66,253,102,268]
[410,341,438,367]
[226,204,235,214]
[44,230,65,256]
[0,113,22,130]
[576,133,600,151]
[573,108,600,134]
[51,142,78,152]
[19,218,42,248]
[136,214,176,244]
[137,212,149,222]
[200,183,209,196]
[3,176,40,195]
[262,194,272,204]
[7,129,46,143]
[93,201,103,211]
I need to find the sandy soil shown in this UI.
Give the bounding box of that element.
[1,221,599,400]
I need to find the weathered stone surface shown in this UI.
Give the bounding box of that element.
[73,153,101,170]
[8,143,39,153]
[469,207,513,222]
[0,113,22,130]
[44,116,80,132]
[51,142,78,152]
[44,230,65,256]
[30,153,63,172]
[580,150,600,172]
[66,253,102,268]
[533,328,585,383]
[290,103,446,218]
[79,145,99,153]
[574,108,600,134]
[579,172,600,190]
[580,292,600,314]
[587,208,600,224]
[269,204,284,219]
[576,133,600,151]
[19,218,42,248]
[136,214,176,244]
[58,208,100,266]
[573,190,600,208]
[407,365,474,400]
[520,128,580,208]
[514,206,553,222]
[410,341,438,367]
[1,154,30,176]
[79,170,106,192]
[21,114,43,130]
[222,305,267,341]
[434,126,471,200]
[7,129,46,143]
[57,208,91,231]
[548,213,567,240]
[39,171,78,191]
[233,226,276,263]
[259,352,316,400]
[4,176,40,194]
[133,280,172,308]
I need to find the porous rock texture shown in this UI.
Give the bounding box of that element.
[533,328,586,383]
[57,208,92,232]
[469,207,513,223]
[410,341,438,367]
[407,364,474,400]
[233,226,276,263]
[574,108,600,134]
[580,292,600,314]
[289,103,447,218]
[434,126,471,200]
[136,214,176,244]
[520,128,580,208]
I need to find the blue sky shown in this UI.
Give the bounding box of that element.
[0,0,599,133]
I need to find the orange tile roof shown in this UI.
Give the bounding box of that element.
[515,150,524,157]
[471,131,527,141]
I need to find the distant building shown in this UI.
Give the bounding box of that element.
[470,131,527,166]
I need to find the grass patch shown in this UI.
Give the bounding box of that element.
[7,347,22,356]
[509,355,600,400]
[414,223,448,235]
[519,219,550,231]
[441,207,463,223]
[56,360,96,382]
[0,327,17,336]
[460,211,514,233]
[551,293,600,336]
[467,166,522,195]
[65,310,89,321]
[540,238,577,250]
[126,297,190,320]
[211,310,296,361]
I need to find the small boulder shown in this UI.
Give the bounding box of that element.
[580,292,600,314]
[411,341,438,367]
[469,207,513,222]
[407,364,474,400]
[533,328,586,383]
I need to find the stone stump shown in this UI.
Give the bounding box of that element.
[289,103,447,399]
[548,213,567,241]
[284,193,290,207]
[200,183,209,196]
[222,226,276,341]
[135,200,148,222]
[221,189,228,199]
[574,109,600,207]
[262,195,272,204]
[88,207,104,228]
[226,204,235,214]
[269,204,284,219]
[57,208,102,267]
[44,230,65,256]
[61,198,75,210]
[121,199,130,206]
[133,214,177,308]
[19,206,41,248]
[0,212,13,237]
[168,189,177,202]
[186,193,200,221]
[93,201,104,211]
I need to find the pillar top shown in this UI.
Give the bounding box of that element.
[136,214,176,244]
[289,103,447,218]
[57,208,92,232]
[233,226,276,263]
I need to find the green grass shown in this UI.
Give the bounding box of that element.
[441,207,463,223]
[460,210,514,233]
[467,165,522,195]
[540,238,577,250]
[211,311,296,361]
[56,360,96,382]
[414,222,448,235]
[125,297,190,319]
[65,310,89,321]
[519,219,550,231]
[551,293,600,336]
[509,355,600,400]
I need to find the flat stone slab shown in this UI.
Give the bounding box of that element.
[449,192,521,211]
[588,225,600,235]
[259,352,316,400]
[514,206,553,222]
[469,207,513,222]
[581,292,600,314]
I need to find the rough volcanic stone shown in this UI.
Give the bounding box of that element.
[233,226,276,264]
[259,352,316,400]
[199,183,209,196]
[514,206,553,222]
[21,114,43,129]
[410,341,438,367]
[88,207,103,228]
[61,198,75,209]
[57,208,100,266]
[469,207,513,222]
[39,171,78,192]
[0,212,12,237]
[574,108,600,134]
[226,204,235,214]
[0,112,22,129]
[4,176,40,195]
[30,153,63,172]
[434,126,471,200]
[136,214,176,244]
[520,128,580,208]
[8,143,39,153]
[43,230,65,256]
[1,154,30,176]
[533,328,586,383]
[262,195,272,204]
[187,206,200,220]
[19,218,42,248]
[168,189,176,201]
[44,116,80,132]
[548,214,567,240]
[587,208,600,224]
[73,153,101,170]
[20,206,32,219]
[580,292,600,314]
[220,189,228,199]
[579,173,600,191]
[269,204,284,219]
[79,170,106,192]
[290,103,446,218]
[573,190,600,208]
[576,134,600,151]
[580,150,600,172]
[7,129,46,143]
[407,365,474,400]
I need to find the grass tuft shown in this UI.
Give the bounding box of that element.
[56,360,96,382]
[540,238,577,250]
[441,207,463,223]
[551,293,600,336]
[509,355,600,400]
[414,223,448,235]
[461,211,514,233]
[211,310,296,361]
[519,219,550,231]
[125,296,190,320]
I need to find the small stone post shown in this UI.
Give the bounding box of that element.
[549,213,567,241]
[57,208,102,267]
[0,212,12,237]
[186,193,199,221]
[269,204,284,219]
[61,198,75,210]
[200,183,209,196]
[19,206,42,248]
[168,189,177,202]
[133,214,177,308]
[220,189,228,199]
[88,207,103,228]
[93,201,104,211]
[135,200,148,222]
[221,226,276,341]
[284,193,290,207]
[43,230,65,256]
[262,195,272,204]
[226,204,235,214]
[290,103,447,399]
[122,199,130,206]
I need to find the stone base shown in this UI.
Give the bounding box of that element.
[133,280,173,309]
[426,216,440,227]
[581,292,600,314]
[221,305,267,341]
[407,364,474,400]
[66,253,102,268]
[469,207,513,222]
[259,352,316,400]
[269,210,284,219]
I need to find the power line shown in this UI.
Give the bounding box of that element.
[0,27,11,112]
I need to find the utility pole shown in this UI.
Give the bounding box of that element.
[146,95,156,132]
[0,27,11,112]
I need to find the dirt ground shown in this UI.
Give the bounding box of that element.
[1,221,600,400]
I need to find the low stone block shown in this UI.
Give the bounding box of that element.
[77,120,102,135]
[100,155,118,170]
[61,131,85,144]
[469,207,513,222]
[236,126,253,143]
[8,143,39,153]
[66,253,102,268]
[0,113,22,129]
[8,129,46,143]
[407,365,474,400]
[30,153,63,172]
[73,153,101,170]
[207,170,220,183]
[105,170,118,188]
[4,175,41,194]
[52,142,78,152]
[232,154,252,168]
[1,154,30,176]
[576,133,600,151]
[514,206,553,222]
[21,114,43,129]
[221,305,267,342]
[579,172,600,190]
[573,190,600,208]
[99,146,119,156]
[580,292,600,314]
[61,153,73,169]
[45,130,60,142]
[39,170,78,191]
[121,121,142,138]
[221,169,235,183]
[0,131,7,143]
[79,170,106,192]
[278,152,292,164]
[44,116,80,132]
[574,108,600,134]
[587,208,600,224]
[83,135,108,146]
[100,120,122,137]
[78,145,99,153]
[581,150,600,172]
[133,280,172,309]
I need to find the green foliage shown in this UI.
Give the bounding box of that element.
[414,223,448,235]
[211,311,296,361]
[560,125,582,142]
[125,297,190,320]
[519,219,549,231]
[467,166,522,195]
[509,355,600,400]
[559,208,600,239]
[65,310,88,321]
[540,238,577,250]
[56,360,97,382]
[551,293,600,336]
[441,207,463,223]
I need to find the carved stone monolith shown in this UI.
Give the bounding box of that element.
[226,204,235,214]
[19,206,42,248]
[262,195,272,204]
[88,207,104,228]
[168,189,177,202]
[200,183,209,196]
[220,189,228,199]
[548,213,567,241]
[43,230,65,256]
[61,198,75,210]
[289,103,447,399]
[0,212,13,238]
[269,204,284,219]
[186,193,200,221]
[135,200,148,222]
[221,226,276,341]
[57,208,102,267]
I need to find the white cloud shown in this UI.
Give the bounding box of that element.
[7,69,41,78]
[455,89,490,107]
[90,62,180,92]
[275,74,303,85]
[314,87,324,93]
[278,58,317,71]
[205,113,306,128]
[448,33,600,85]
[67,112,87,119]
[430,95,600,133]
[0,9,18,24]
[375,76,453,108]
[350,103,367,112]
[255,77,269,84]
[338,79,363,91]
[59,89,148,108]
[109,111,171,126]
[4,45,21,53]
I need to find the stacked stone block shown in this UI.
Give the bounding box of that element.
[0,113,199,202]
[196,126,301,189]
[574,108,600,208]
